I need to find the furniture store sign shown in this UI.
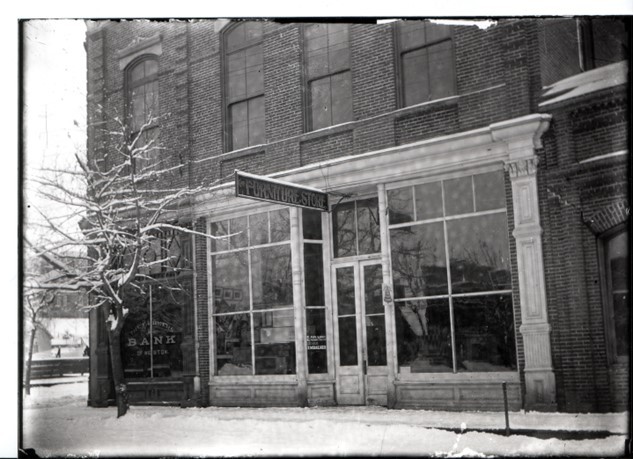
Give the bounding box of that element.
[235,170,329,211]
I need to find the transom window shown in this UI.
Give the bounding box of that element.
[332,197,381,258]
[388,170,516,373]
[304,23,353,131]
[210,208,296,375]
[397,21,456,106]
[225,21,265,151]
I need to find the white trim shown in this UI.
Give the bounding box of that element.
[578,150,628,164]
[396,371,520,383]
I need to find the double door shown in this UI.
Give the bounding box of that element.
[333,260,389,405]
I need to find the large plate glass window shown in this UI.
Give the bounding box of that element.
[602,227,629,360]
[332,197,381,258]
[388,170,516,373]
[211,209,296,375]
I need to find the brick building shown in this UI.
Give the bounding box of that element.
[86,18,629,412]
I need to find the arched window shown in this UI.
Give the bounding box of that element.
[224,21,265,151]
[396,21,456,107]
[601,225,630,360]
[126,56,160,167]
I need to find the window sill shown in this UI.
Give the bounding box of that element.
[220,145,266,161]
[394,96,459,120]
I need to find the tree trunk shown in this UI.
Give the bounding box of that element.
[107,325,128,417]
[24,328,36,396]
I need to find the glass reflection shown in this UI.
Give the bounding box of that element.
[270,209,290,243]
[444,176,474,216]
[303,208,323,240]
[357,198,381,255]
[306,308,328,373]
[390,222,448,298]
[363,264,383,314]
[304,243,324,306]
[230,216,248,249]
[474,171,506,212]
[396,299,453,372]
[333,202,356,257]
[251,245,293,310]
[249,212,269,246]
[336,267,355,316]
[338,316,358,366]
[366,315,387,366]
[414,181,443,221]
[211,220,229,252]
[447,213,511,293]
[212,252,250,313]
[254,310,296,375]
[215,313,253,375]
[453,295,516,372]
[388,187,414,224]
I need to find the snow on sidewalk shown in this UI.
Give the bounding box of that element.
[22,383,629,457]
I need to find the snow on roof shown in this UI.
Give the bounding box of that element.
[540,61,628,107]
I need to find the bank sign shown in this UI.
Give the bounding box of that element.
[235,170,329,211]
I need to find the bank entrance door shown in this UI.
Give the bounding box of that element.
[333,260,389,405]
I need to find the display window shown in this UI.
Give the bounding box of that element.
[388,170,517,374]
[211,208,296,376]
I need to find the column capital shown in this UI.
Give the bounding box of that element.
[504,156,539,178]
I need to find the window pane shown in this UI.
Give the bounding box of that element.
[270,208,290,242]
[130,63,145,83]
[402,48,428,106]
[331,71,353,126]
[310,77,332,130]
[447,213,511,294]
[453,295,517,372]
[248,96,265,145]
[215,313,253,375]
[399,21,426,51]
[396,299,453,373]
[305,24,329,77]
[122,287,152,378]
[226,23,246,51]
[211,220,229,252]
[608,231,629,291]
[230,101,248,150]
[328,24,350,73]
[244,22,263,42]
[415,181,443,220]
[212,252,250,313]
[474,171,506,212]
[249,212,269,246]
[254,310,296,375]
[390,222,448,298]
[357,197,381,255]
[303,209,323,240]
[608,230,629,356]
[306,308,328,374]
[425,23,452,43]
[388,187,414,224]
[150,285,185,377]
[304,243,325,306]
[227,51,246,101]
[333,201,356,257]
[336,266,355,316]
[366,314,387,366]
[230,216,248,249]
[251,245,293,310]
[245,44,264,97]
[614,293,630,356]
[428,40,456,100]
[338,316,358,366]
[364,264,383,315]
[444,176,474,216]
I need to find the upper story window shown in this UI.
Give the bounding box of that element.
[396,21,456,107]
[126,57,160,164]
[225,21,265,151]
[304,23,353,131]
[601,226,629,361]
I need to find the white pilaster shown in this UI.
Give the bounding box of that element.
[492,114,556,410]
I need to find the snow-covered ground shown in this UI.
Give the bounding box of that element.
[22,381,629,457]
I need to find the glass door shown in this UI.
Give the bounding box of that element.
[333,260,388,405]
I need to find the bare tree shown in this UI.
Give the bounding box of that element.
[25,113,222,417]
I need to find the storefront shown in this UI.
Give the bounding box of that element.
[193,114,556,411]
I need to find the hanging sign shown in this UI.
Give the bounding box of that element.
[235,170,329,211]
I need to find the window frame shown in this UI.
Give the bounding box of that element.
[393,20,457,108]
[302,23,354,132]
[386,167,517,375]
[124,55,160,157]
[222,21,266,152]
[598,223,630,364]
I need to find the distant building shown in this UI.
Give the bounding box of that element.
[86,18,629,412]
